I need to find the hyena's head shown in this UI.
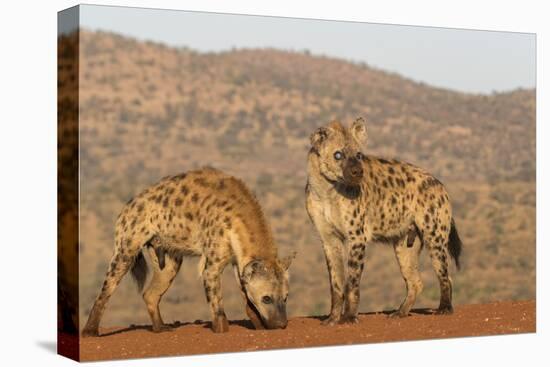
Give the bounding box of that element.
[241,253,296,329]
[310,117,367,186]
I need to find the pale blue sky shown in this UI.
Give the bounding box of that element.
[70,4,535,94]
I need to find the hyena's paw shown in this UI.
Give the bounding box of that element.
[250,318,265,330]
[81,328,99,337]
[152,324,172,333]
[211,313,230,333]
[389,310,409,319]
[246,305,265,330]
[435,305,454,315]
[339,315,359,324]
[321,315,341,326]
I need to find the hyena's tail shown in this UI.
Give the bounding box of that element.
[130,250,148,292]
[448,218,463,270]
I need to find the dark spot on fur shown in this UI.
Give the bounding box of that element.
[419,177,442,193]
[181,185,189,196]
[185,212,194,221]
[191,193,199,202]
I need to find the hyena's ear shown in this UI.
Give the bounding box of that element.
[350,117,368,145]
[279,251,297,271]
[241,259,267,283]
[310,127,330,150]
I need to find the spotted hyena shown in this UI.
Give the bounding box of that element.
[82,168,295,336]
[306,118,463,325]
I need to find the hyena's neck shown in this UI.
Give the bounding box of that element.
[230,213,278,274]
[306,152,336,199]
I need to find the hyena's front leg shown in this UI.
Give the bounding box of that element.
[202,259,229,333]
[320,232,346,326]
[341,240,367,324]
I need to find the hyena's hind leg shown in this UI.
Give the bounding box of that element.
[82,235,147,337]
[425,232,453,314]
[142,246,182,332]
[390,229,423,318]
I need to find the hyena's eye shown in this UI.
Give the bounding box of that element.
[262,296,273,304]
[356,152,363,160]
[334,151,344,160]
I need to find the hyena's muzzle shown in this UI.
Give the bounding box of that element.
[343,156,363,185]
[262,301,288,329]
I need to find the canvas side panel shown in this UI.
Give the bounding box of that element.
[57,5,80,362]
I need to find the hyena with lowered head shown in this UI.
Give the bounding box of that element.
[306,118,462,325]
[82,167,295,336]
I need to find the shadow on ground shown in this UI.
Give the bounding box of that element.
[36,341,57,354]
[98,307,439,337]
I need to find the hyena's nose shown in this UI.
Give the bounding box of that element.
[351,166,362,177]
[278,319,288,329]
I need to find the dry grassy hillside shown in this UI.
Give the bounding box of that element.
[71,30,535,327]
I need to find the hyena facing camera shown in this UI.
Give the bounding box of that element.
[306,118,462,325]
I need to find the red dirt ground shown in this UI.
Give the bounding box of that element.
[78,300,535,361]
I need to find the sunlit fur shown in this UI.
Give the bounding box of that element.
[306,118,462,325]
[82,168,295,336]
